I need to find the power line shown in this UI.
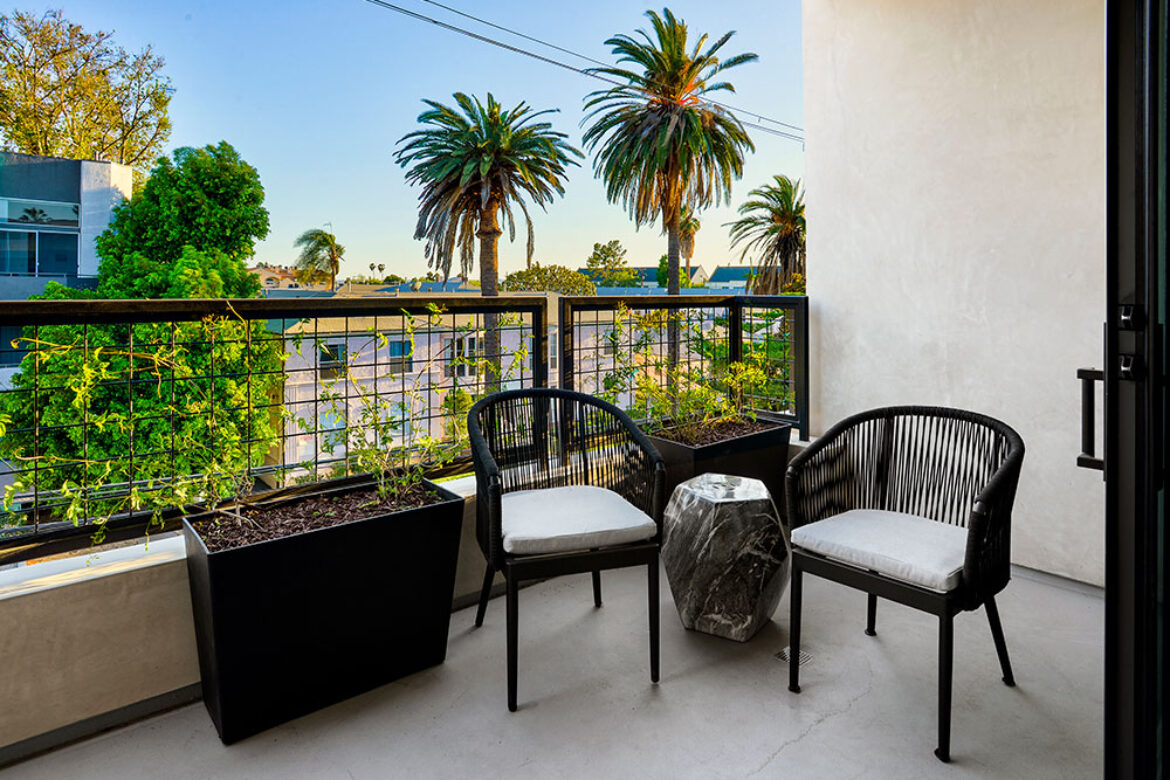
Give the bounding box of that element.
[417,0,610,69]
[417,0,804,135]
[363,0,804,142]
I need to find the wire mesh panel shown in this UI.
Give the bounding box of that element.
[560,295,807,436]
[0,297,543,559]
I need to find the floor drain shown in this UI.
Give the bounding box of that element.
[775,647,813,666]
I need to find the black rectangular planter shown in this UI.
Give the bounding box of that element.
[648,420,793,506]
[182,476,463,744]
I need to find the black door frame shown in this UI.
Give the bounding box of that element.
[1105,0,1165,775]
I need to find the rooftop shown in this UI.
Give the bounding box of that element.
[709,266,752,284]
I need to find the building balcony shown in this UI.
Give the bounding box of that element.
[0,292,1104,775]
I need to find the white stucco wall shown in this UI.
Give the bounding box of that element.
[79,160,132,278]
[803,0,1105,584]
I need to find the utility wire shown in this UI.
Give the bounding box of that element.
[416,0,804,135]
[417,0,610,69]
[364,0,804,142]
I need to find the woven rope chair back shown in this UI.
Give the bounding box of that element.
[473,390,656,508]
[795,407,1021,529]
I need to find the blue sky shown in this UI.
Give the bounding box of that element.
[62,0,803,279]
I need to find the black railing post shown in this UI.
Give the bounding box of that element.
[729,297,744,365]
[532,301,548,389]
[559,297,575,392]
[794,296,810,440]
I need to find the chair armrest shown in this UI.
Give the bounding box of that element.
[468,410,505,567]
[784,413,868,530]
[961,445,1025,602]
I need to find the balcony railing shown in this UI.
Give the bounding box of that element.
[0,293,805,564]
[560,294,808,437]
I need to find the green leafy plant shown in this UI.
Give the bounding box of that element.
[306,305,532,505]
[1,314,282,540]
[599,304,790,442]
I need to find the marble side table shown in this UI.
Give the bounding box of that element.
[662,473,790,642]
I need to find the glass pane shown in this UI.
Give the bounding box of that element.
[36,232,79,276]
[0,230,36,274]
[1,198,79,227]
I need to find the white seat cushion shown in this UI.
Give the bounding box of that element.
[791,509,967,593]
[501,485,657,555]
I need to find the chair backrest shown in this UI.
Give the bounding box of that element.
[468,387,657,502]
[793,406,1023,529]
[468,389,661,566]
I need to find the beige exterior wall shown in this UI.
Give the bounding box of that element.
[0,553,200,752]
[0,491,490,758]
[803,0,1105,584]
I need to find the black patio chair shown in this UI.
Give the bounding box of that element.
[468,388,666,712]
[784,406,1025,762]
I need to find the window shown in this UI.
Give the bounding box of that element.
[603,328,618,355]
[320,408,346,456]
[0,231,35,274]
[445,335,479,377]
[1,198,79,228]
[0,325,28,367]
[318,342,347,379]
[527,327,558,371]
[36,232,79,276]
[386,338,413,374]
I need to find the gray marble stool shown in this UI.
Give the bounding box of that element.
[662,473,790,642]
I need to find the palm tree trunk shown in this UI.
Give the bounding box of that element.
[666,209,682,296]
[478,202,503,391]
[664,206,681,403]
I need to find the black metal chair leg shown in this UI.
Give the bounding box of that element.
[475,564,494,627]
[935,613,954,763]
[649,558,660,683]
[592,569,603,607]
[506,572,519,712]
[788,564,803,693]
[865,593,878,636]
[985,596,1016,686]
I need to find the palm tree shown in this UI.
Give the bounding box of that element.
[582,8,757,295]
[726,175,806,294]
[293,228,344,291]
[395,92,580,386]
[679,208,701,284]
[395,92,581,291]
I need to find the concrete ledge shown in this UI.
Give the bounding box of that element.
[0,534,200,761]
[0,684,200,768]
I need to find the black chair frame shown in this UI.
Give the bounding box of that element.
[784,406,1025,762]
[468,388,666,712]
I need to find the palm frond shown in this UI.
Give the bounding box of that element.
[394,92,581,284]
[724,175,806,293]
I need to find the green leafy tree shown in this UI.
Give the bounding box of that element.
[0,9,172,179]
[0,146,280,533]
[96,142,269,298]
[293,228,345,291]
[585,240,638,287]
[582,8,756,295]
[656,254,692,288]
[503,264,597,296]
[726,175,806,294]
[395,92,581,385]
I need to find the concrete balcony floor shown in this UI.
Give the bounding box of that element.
[10,564,1101,779]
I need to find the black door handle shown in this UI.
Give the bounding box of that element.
[1077,368,1104,472]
